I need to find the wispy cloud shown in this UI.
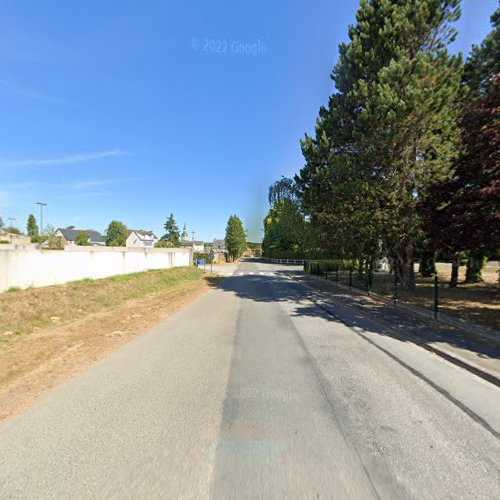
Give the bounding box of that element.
[2,178,139,192]
[0,150,127,168]
[0,78,77,107]
[71,178,139,190]
[60,191,113,200]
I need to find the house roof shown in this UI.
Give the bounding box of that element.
[57,228,105,243]
[213,239,226,250]
[128,229,157,240]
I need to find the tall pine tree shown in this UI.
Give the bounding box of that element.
[296,0,463,289]
[161,213,181,247]
[26,214,39,241]
[225,215,246,262]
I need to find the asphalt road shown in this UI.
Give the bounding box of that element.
[1,260,500,499]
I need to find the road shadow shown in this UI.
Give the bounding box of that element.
[207,270,500,364]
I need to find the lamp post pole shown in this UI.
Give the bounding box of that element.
[36,202,47,236]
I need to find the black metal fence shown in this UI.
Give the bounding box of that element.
[304,259,444,321]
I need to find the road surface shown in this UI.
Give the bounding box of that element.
[1,260,500,499]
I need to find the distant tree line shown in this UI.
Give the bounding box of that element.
[263,1,499,289]
[3,212,250,257]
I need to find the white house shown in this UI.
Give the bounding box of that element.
[213,239,226,254]
[126,230,158,248]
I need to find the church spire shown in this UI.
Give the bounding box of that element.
[181,223,188,242]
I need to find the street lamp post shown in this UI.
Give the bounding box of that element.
[36,202,47,236]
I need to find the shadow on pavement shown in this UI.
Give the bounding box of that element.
[207,268,500,364]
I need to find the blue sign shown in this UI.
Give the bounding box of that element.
[196,259,206,267]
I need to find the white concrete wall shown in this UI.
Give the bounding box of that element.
[0,246,193,292]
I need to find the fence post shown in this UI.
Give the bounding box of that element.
[367,267,372,295]
[434,274,439,319]
[349,266,353,289]
[393,272,398,306]
[317,262,320,278]
[336,266,339,283]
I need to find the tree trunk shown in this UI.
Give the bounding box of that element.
[465,252,485,283]
[393,256,403,283]
[357,259,364,280]
[449,254,460,288]
[401,245,417,292]
[395,245,416,291]
[419,249,436,277]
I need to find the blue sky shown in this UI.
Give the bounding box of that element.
[0,0,497,242]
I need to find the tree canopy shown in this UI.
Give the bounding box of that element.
[225,215,246,261]
[263,178,306,258]
[463,8,499,96]
[26,214,39,241]
[105,221,128,247]
[420,10,500,283]
[263,0,497,289]
[293,0,463,288]
[75,230,91,246]
[161,213,181,247]
[42,225,63,249]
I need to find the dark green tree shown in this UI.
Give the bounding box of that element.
[225,215,246,261]
[26,214,39,241]
[463,8,499,96]
[420,9,500,285]
[296,0,463,289]
[161,213,181,247]
[0,217,4,229]
[105,221,128,246]
[75,230,91,246]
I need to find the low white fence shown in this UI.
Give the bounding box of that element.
[0,245,193,292]
[268,258,305,265]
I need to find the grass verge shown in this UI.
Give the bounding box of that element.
[0,266,205,344]
[328,262,499,331]
[0,267,209,419]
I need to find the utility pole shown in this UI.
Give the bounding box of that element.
[36,202,47,235]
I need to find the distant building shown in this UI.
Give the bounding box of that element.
[180,224,204,252]
[213,239,226,253]
[126,230,158,248]
[0,230,31,245]
[56,228,105,246]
